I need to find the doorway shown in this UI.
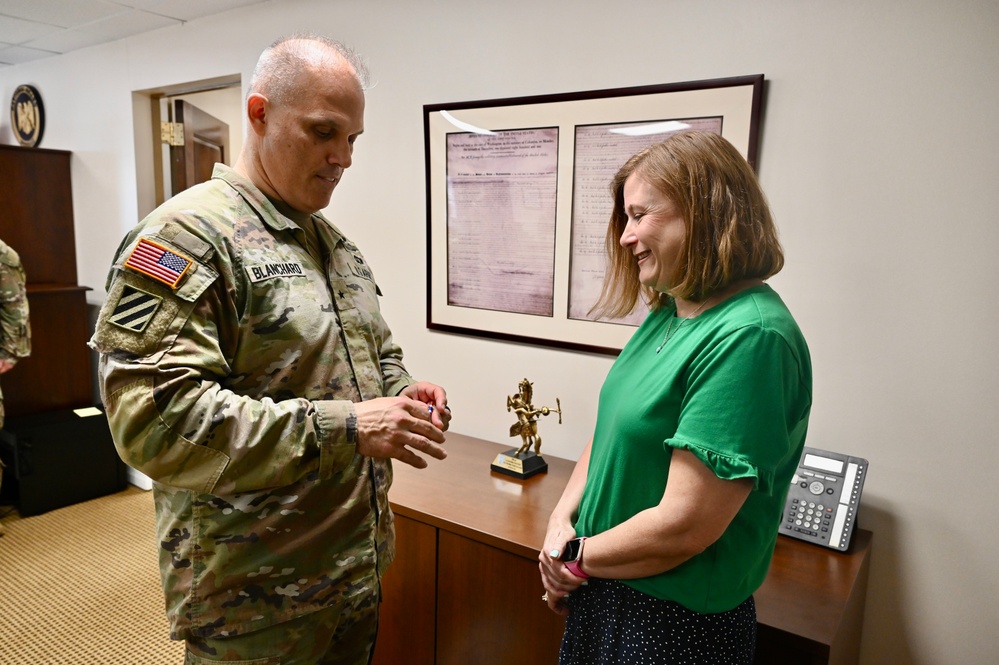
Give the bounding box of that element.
[164,96,232,196]
[131,75,242,221]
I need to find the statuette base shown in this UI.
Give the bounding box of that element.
[490,448,548,480]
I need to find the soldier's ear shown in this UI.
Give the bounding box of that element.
[246,93,268,135]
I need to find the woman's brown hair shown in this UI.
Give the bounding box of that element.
[591,131,784,319]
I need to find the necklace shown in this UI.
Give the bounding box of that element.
[655,299,710,354]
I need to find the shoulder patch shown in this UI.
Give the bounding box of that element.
[91,272,183,359]
[124,238,193,289]
[109,284,162,333]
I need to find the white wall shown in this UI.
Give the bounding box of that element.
[2,0,997,662]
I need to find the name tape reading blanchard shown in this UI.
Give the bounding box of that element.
[246,262,306,283]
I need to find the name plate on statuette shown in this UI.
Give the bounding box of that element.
[490,448,548,480]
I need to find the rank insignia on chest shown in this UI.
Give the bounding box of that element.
[124,238,193,289]
[108,284,162,333]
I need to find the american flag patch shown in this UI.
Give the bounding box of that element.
[124,238,193,289]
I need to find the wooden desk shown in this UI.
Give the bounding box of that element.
[756,529,872,664]
[374,433,871,665]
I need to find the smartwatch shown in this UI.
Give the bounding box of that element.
[560,537,590,579]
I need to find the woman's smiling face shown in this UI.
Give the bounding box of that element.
[618,173,687,293]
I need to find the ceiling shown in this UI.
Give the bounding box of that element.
[0,0,270,67]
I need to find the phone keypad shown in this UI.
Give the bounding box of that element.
[785,498,833,539]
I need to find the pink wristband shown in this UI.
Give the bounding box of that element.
[565,558,589,579]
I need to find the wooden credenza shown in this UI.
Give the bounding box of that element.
[374,433,871,665]
[0,144,94,416]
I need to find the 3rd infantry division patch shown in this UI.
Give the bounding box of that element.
[109,285,162,333]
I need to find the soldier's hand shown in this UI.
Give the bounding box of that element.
[0,359,15,375]
[354,396,447,469]
[398,381,452,431]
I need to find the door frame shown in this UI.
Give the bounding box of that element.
[131,75,241,220]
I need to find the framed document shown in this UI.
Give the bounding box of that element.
[425,75,764,355]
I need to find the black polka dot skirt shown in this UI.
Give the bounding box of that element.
[558,578,756,664]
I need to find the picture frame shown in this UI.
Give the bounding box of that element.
[424,74,764,356]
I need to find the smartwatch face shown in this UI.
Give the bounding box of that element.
[561,539,582,562]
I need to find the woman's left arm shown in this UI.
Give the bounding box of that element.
[576,449,752,579]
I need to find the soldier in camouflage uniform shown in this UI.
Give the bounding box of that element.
[0,238,31,535]
[0,238,31,429]
[89,35,451,664]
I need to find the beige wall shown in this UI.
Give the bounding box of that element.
[2,1,997,662]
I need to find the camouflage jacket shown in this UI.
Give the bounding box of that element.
[89,164,412,640]
[0,238,31,427]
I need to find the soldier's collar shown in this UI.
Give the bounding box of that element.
[213,164,348,246]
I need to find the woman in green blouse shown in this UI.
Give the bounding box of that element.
[539,131,812,664]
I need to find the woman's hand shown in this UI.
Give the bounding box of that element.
[537,439,593,615]
[538,518,584,615]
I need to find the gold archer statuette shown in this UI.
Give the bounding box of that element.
[507,378,562,457]
[492,378,562,480]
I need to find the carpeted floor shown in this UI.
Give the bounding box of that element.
[0,487,185,664]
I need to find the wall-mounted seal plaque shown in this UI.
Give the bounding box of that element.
[10,84,45,147]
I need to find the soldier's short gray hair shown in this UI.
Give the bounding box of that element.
[249,34,370,105]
